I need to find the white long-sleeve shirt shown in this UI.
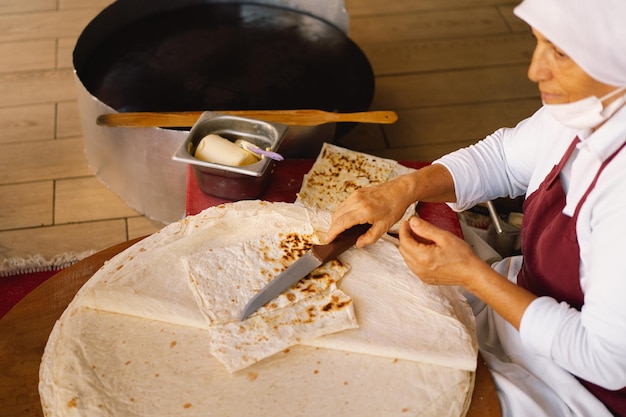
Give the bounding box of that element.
[435,105,626,416]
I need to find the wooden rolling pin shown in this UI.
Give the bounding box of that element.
[96,109,398,128]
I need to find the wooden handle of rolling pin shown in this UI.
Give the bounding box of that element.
[96,109,398,128]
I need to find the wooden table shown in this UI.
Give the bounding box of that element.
[0,160,501,417]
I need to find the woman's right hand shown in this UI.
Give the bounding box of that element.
[326,163,458,248]
[326,175,417,248]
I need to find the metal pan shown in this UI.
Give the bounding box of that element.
[73,0,374,223]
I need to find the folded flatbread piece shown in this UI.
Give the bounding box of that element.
[296,143,417,231]
[297,143,398,212]
[182,227,357,371]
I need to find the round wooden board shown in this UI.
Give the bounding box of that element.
[0,237,500,417]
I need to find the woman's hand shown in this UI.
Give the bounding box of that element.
[400,216,537,330]
[326,164,458,248]
[326,176,417,248]
[399,216,485,287]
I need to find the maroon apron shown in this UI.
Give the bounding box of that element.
[518,136,626,416]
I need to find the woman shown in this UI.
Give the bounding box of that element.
[326,0,626,415]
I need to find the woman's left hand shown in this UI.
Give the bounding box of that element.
[398,216,485,288]
[400,216,537,329]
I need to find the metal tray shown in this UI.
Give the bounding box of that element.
[172,114,288,199]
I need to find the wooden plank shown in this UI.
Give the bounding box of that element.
[361,32,534,75]
[0,219,128,259]
[499,4,531,32]
[0,9,101,43]
[350,8,511,45]
[372,65,538,109]
[339,99,540,162]
[0,69,75,107]
[127,216,167,239]
[0,39,56,73]
[335,122,388,152]
[54,177,140,224]
[0,137,92,184]
[56,100,82,138]
[375,139,480,163]
[57,37,77,69]
[0,0,55,14]
[59,0,113,10]
[0,103,55,144]
[0,182,53,230]
[382,99,541,149]
[345,0,521,16]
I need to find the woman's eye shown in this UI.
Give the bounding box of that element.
[554,47,568,58]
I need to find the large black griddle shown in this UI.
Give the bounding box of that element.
[76,2,374,136]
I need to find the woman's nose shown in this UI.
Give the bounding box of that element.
[527,47,550,83]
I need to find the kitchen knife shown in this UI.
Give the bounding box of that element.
[240,223,371,320]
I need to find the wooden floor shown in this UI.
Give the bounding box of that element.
[0,0,539,262]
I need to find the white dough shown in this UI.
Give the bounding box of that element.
[194,134,259,166]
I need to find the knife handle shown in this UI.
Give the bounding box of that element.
[312,223,372,263]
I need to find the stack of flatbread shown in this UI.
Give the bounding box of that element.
[296,143,416,230]
[39,145,477,417]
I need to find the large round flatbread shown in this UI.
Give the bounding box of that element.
[40,200,477,417]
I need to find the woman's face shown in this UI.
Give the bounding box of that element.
[527,28,619,105]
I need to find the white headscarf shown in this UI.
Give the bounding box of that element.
[514,0,626,87]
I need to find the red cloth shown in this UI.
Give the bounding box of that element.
[0,270,59,319]
[185,160,463,239]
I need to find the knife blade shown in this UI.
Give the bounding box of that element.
[240,223,371,321]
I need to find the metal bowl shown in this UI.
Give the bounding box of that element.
[172,114,288,199]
